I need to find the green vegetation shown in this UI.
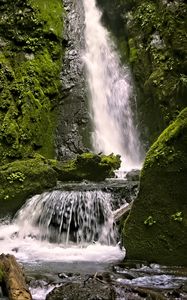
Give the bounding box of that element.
[171,212,183,223]
[114,0,187,145]
[0,156,57,217]
[123,108,187,266]
[0,153,121,216]
[52,152,121,181]
[0,0,64,164]
[144,216,156,227]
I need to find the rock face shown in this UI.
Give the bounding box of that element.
[0,254,32,300]
[56,0,91,160]
[123,108,187,266]
[0,0,64,164]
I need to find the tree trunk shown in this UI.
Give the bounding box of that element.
[0,254,32,300]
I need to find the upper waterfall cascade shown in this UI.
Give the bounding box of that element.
[83,0,142,170]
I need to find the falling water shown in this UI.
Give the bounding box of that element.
[83,0,142,170]
[14,190,116,245]
[0,191,124,263]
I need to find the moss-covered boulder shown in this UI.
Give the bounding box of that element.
[123,107,187,266]
[52,152,121,182]
[0,156,58,217]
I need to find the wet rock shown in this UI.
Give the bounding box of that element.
[124,108,187,266]
[126,169,140,181]
[56,0,91,160]
[46,280,116,300]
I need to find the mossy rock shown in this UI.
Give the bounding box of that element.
[52,152,121,182]
[123,107,187,266]
[0,157,58,217]
[0,153,121,217]
[0,0,64,164]
[111,0,187,146]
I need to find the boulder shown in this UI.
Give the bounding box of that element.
[123,108,187,265]
[52,152,121,181]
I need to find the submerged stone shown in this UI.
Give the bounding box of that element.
[123,108,187,266]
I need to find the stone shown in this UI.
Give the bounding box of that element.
[123,108,187,266]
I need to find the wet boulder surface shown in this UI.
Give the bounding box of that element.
[123,108,187,266]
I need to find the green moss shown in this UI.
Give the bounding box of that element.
[0,0,64,164]
[171,212,183,223]
[29,0,63,39]
[115,0,187,145]
[123,108,187,266]
[0,157,58,217]
[144,216,156,226]
[53,153,121,182]
[142,108,187,172]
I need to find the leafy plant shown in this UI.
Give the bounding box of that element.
[171,212,183,222]
[144,216,156,226]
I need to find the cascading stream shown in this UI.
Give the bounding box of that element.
[0,190,125,263]
[82,0,142,170]
[14,190,116,245]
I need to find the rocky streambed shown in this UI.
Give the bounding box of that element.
[28,260,187,300]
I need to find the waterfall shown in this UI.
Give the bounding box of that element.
[14,190,116,245]
[82,0,142,171]
[0,190,124,263]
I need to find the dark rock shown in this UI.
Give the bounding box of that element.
[126,169,140,181]
[124,108,187,266]
[46,280,116,300]
[56,0,91,160]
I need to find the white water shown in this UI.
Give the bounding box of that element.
[0,191,125,264]
[83,0,142,171]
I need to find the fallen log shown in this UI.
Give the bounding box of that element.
[113,202,133,222]
[0,254,32,300]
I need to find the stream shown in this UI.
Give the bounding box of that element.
[1,178,187,299]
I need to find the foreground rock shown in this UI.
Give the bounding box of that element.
[45,271,177,300]
[0,153,121,216]
[46,280,115,300]
[123,108,187,266]
[0,254,32,300]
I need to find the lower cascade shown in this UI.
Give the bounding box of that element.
[15,190,116,245]
[0,190,125,263]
